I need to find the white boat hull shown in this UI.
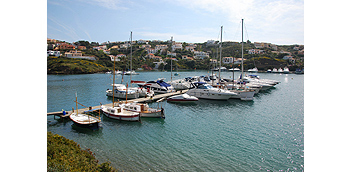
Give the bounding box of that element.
[167,93,199,102]
[187,90,233,100]
[101,106,140,121]
[106,90,139,99]
[229,90,255,101]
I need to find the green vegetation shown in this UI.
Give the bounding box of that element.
[48,40,303,74]
[47,57,111,74]
[47,132,117,172]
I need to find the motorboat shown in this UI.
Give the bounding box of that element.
[168,79,191,90]
[278,68,283,73]
[267,69,272,73]
[101,105,140,121]
[283,67,290,74]
[272,68,278,73]
[247,67,258,73]
[138,79,175,94]
[229,68,240,72]
[120,102,165,118]
[129,87,154,98]
[240,74,280,91]
[125,70,139,75]
[228,87,255,101]
[187,82,236,100]
[167,93,199,102]
[106,84,139,99]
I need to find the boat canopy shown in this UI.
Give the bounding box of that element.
[157,80,171,87]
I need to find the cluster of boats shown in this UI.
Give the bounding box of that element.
[105,70,139,75]
[266,67,290,74]
[68,21,285,130]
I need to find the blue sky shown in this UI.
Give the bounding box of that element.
[47,0,304,45]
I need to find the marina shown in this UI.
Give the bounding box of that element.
[47,71,303,171]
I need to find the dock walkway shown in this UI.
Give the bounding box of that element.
[47,90,188,117]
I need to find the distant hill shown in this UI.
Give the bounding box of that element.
[47,57,110,74]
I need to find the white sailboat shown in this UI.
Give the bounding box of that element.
[228,19,256,101]
[102,39,141,122]
[70,93,101,129]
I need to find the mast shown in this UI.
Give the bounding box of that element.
[171,58,173,82]
[113,56,115,107]
[219,26,223,84]
[241,19,244,83]
[75,92,78,114]
[130,31,132,84]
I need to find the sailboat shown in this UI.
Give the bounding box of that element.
[101,44,140,122]
[225,21,256,101]
[69,93,101,130]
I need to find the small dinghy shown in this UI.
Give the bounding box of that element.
[167,93,199,102]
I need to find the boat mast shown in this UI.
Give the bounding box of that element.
[241,19,244,83]
[219,26,223,84]
[113,56,115,107]
[130,31,132,84]
[75,92,78,114]
[170,36,173,82]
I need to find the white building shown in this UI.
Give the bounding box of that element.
[248,49,265,54]
[109,55,120,62]
[155,45,168,51]
[172,43,183,51]
[193,51,209,59]
[146,48,157,54]
[47,50,60,57]
[222,57,234,64]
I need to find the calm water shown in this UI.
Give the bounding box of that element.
[47,71,304,171]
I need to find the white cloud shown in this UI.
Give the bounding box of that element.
[84,0,129,10]
[171,0,304,44]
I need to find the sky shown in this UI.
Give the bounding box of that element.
[47,0,304,45]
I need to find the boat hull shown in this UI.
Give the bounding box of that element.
[102,111,140,121]
[187,91,233,100]
[106,90,139,99]
[69,113,101,130]
[229,90,255,101]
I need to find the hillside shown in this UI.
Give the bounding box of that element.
[47,57,111,74]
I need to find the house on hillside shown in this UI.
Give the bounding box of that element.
[65,50,96,60]
[55,43,75,50]
[47,50,60,57]
[248,49,265,54]
[171,43,182,51]
[222,57,234,64]
[193,51,209,59]
[109,55,120,62]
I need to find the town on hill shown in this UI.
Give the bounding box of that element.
[47,38,304,74]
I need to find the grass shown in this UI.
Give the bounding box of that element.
[47,132,117,171]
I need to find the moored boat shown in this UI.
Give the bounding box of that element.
[101,105,140,121]
[167,93,199,102]
[70,93,101,130]
[106,84,139,99]
[187,82,236,100]
[120,102,165,118]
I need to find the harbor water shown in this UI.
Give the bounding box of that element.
[47,71,304,171]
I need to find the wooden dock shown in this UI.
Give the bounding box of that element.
[47,90,188,117]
